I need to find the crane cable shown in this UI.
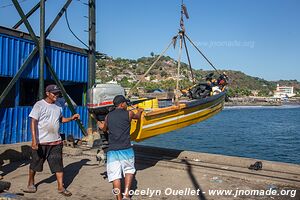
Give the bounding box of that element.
[126,36,177,97]
[65,9,89,49]
[127,1,223,97]
[184,33,221,76]
[180,0,222,76]
[175,32,183,104]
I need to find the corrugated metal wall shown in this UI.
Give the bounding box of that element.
[61,106,88,140]
[0,106,87,144]
[0,28,89,144]
[0,33,88,82]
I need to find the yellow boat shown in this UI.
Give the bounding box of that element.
[130,92,226,142]
[88,3,229,143]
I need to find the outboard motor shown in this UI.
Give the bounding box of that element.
[188,73,214,99]
[87,83,125,165]
[87,83,125,121]
[189,83,212,99]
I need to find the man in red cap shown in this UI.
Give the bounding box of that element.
[23,84,79,197]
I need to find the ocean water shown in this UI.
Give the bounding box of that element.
[139,105,300,164]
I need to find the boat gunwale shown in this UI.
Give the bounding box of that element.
[133,98,225,141]
[144,92,226,117]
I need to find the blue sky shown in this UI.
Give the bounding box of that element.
[0,0,299,81]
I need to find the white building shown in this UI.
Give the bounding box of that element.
[273,84,296,98]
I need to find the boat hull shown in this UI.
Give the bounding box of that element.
[130,92,226,142]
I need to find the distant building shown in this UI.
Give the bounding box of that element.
[273,84,296,98]
[124,87,131,95]
[106,80,118,84]
[151,79,159,83]
[251,90,259,96]
[137,87,146,94]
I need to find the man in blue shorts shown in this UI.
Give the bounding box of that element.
[98,95,143,200]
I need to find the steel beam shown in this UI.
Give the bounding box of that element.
[13,0,47,29]
[12,0,39,45]
[88,0,96,89]
[39,0,45,100]
[45,57,87,136]
[88,0,96,128]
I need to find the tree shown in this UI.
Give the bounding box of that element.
[227,88,235,97]
[119,77,132,88]
[160,71,168,77]
[258,88,270,97]
[111,68,119,77]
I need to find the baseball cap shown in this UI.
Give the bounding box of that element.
[46,84,61,93]
[113,95,130,106]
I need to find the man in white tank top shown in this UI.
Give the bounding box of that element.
[23,84,79,197]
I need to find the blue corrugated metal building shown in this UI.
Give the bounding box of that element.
[0,26,88,144]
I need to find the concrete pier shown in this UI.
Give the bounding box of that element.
[0,143,299,199]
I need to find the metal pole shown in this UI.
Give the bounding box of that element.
[88,0,96,128]
[39,0,45,100]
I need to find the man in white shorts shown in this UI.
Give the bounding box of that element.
[98,95,143,200]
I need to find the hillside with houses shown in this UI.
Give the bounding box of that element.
[96,55,300,97]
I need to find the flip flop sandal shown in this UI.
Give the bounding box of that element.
[58,189,72,197]
[248,161,263,170]
[22,185,37,193]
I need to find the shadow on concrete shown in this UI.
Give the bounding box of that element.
[36,159,92,189]
[133,145,207,199]
[133,145,183,171]
[0,145,31,176]
[182,159,207,200]
[119,176,138,198]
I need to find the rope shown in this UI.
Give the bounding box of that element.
[175,33,183,104]
[182,32,195,84]
[126,36,177,97]
[184,34,221,75]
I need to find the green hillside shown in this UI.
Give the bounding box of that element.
[96,56,300,97]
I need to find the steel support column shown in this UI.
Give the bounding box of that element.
[39,0,45,100]
[88,0,96,128]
